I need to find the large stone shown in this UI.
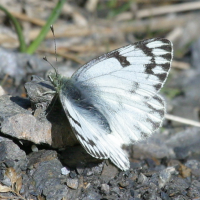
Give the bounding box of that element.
[0,94,77,148]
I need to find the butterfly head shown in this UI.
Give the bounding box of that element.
[48,72,63,92]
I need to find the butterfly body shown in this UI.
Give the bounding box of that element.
[49,38,173,170]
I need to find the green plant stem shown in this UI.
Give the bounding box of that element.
[0,5,26,52]
[26,0,67,54]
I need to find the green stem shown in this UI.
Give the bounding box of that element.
[26,0,67,54]
[0,5,26,52]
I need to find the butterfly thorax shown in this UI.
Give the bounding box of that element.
[48,72,65,93]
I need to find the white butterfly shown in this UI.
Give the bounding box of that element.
[49,38,173,171]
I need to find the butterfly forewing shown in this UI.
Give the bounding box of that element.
[60,38,173,170]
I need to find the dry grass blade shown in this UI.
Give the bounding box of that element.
[0,184,12,193]
[37,195,46,200]
[137,1,200,18]
[166,27,183,42]
[5,168,18,187]
[172,61,190,70]
[15,176,22,193]
[8,11,45,26]
[165,114,200,127]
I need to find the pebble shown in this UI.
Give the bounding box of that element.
[67,178,79,189]
[101,183,110,194]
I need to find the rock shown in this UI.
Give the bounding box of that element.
[0,95,52,144]
[69,171,78,179]
[31,145,39,152]
[101,162,119,183]
[137,173,148,185]
[187,180,200,198]
[185,160,200,178]
[0,48,52,85]
[61,167,70,175]
[185,159,200,171]
[110,186,120,195]
[160,191,171,200]
[158,167,176,188]
[173,147,190,160]
[132,132,175,159]
[81,192,102,200]
[0,140,27,170]
[165,127,200,159]
[0,94,77,148]
[67,178,79,189]
[119,180,129,188]
[101,184,110,194]
[165,177,190,196]
[61,146,102,169]
[27,150,68,200]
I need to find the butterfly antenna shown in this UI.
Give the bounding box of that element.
[50,25,58,62]
[43,56,58,75]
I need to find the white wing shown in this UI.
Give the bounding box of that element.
[60,38,173,170]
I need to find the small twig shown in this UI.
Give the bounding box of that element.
[0,191,25,200]
[31,14,195,39]
[137,1,200,18]
[165,114,200,127]
[172,60,190,70]
[9,11,46,26]
[166,27,183,42]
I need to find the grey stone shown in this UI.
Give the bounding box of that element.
[187,182,200,198]
[165,128,200,158]
[26,150,69,200]
[137,173,148,185]
[101,183,110,194]
[111,186,120,194]
[1,175,12,187]
[0,48,52,85]
[165,177,190,196]
[185,159,200,170]
[101,162,119,183]
[69,171,77,179]
[158,167,176,188]
[27,150,58,169]
[0,94,77,148]
[119,180,129,188]
[185,160,200,178]
[0,140,27,170]
[132,132,175,159]
[173,195,189,200]
[160,191,171,200]
[81,192,102,200]
[0,95,52,145]
[67,178,79,189]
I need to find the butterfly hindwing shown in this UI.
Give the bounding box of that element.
[59,80,130,170]
[58,38,173,170]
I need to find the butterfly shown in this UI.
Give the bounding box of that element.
[49,38,173,171]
